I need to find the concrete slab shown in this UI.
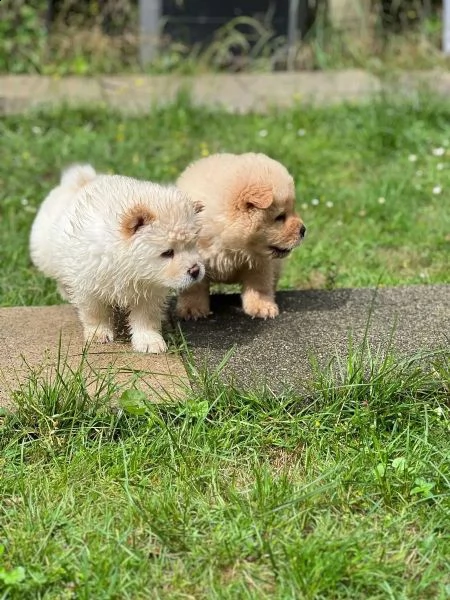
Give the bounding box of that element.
[0,72,380,116]
[0,305,189,409]
[1,70,448,116]
[175,285,449,391]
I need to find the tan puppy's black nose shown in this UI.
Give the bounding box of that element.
[188,264,201,280]
[299,224,307,239]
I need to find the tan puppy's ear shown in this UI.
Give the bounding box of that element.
[193,200,204,214]
[238,183,273,210]
[120,204,155,238]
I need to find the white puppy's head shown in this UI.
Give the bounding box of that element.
[114,181,205,291]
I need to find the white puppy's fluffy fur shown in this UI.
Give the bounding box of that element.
[30,165,205,353]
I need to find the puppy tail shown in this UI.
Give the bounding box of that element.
[60,164,97,190]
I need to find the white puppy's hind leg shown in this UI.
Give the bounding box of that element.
[57,282,71,302]
[77,298,115,344]
[129,297,167,354]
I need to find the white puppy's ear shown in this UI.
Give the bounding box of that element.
[238,183,273,210]
[120,204,155,238]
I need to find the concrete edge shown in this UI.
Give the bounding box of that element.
[1,70,450,115]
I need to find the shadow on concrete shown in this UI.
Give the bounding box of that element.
[174,286,449,392]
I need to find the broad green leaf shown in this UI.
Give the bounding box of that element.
[186,400,209,420]
[119,389,148,416]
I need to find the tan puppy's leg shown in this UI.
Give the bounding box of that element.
[241,264,279,319]
[176,279,211,320]
[273,260,283,289]
[78,298,114,344]
[128,297,167,353]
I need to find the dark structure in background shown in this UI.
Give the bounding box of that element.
[45,0,447,63]
[46,0,315,66]
[145,0,315,65]
[45,0,313,34]
[161,0,314,45]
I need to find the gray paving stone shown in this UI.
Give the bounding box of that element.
[174,285,449,391]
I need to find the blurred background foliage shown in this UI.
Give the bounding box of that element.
[0,0,447,74]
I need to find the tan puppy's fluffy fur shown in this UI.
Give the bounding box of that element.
[30,165,204,353]
[176,152,306,319]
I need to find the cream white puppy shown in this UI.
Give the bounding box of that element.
[30,165,204,353]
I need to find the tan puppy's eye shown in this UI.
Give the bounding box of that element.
[160,249,174,259]
[275,213,286,222]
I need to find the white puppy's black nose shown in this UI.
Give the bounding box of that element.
[188,264,201,280]
[299,224,307,239]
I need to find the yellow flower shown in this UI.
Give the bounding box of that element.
[200,142,209,157]
[116,124,125,143]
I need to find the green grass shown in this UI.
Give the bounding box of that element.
[0,344,449,598]
[1,96,449,597]
[1,95,449,306]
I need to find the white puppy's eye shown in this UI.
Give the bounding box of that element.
[160,249,174,259]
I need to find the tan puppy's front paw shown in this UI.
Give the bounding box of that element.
[176,299,211,320]
[242,297,279,319]
[132,331,167,354]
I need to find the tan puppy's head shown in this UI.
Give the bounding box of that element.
[228,154,305,258]
[177,153,306,260]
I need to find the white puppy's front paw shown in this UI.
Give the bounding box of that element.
[83,325,114,344]
[132,331,167,354]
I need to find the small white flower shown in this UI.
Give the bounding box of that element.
[378,197,386,205]
[258,129,268,138]
[432,185,442,195]
[21,198,29,206]
[336,220,343,226]
[437,163,444,171]
[419,272,426,279]
[311,198,319,206]
[408,154,417,162]
[432,147,445,156]
[358,209,367,217]
[301,203,308,210]
[416,169,423,177]
[325,201,334,208]
[297,128,306,137]
[31,126,42,135]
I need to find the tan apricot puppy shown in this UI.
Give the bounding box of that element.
[176,152,306,320]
